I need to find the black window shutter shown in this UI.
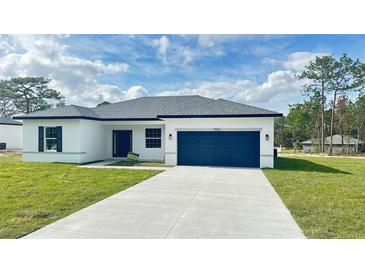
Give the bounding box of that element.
[56,126,62,152]
[38,126,44,152]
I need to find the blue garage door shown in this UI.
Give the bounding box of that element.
[177,131,260,168]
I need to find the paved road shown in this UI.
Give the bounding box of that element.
[25,166,305,239]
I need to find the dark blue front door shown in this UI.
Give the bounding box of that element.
[177,131,260,168]
[113,130,132,157]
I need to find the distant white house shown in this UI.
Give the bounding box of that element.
[0,117,23,150]
[16,95,282,168]
[301,135,364,154]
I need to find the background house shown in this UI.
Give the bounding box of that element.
[0,117,23,150]
[301,135,364,154]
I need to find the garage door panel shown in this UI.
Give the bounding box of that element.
[177,131,260,168]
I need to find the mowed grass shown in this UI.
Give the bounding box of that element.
[0,154,160,238]
[263,156,365,239]
[279,148,302,154]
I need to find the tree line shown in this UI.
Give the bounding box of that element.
[275,54,365,155]
[0,77,65,117]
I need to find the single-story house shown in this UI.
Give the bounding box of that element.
[302,134,364,154]
[16,95,282,168]
[0,117,23,150]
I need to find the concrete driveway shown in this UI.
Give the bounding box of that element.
[25,166,305,239]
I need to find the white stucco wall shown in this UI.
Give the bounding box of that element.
[21,117,275,167]
[163,117,275,168]
[22,119,166,163]
[104,122,165,161]
[22,119,83,163]
[79,119,107,162]
[0,124,23,149]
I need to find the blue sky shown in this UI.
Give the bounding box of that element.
[1,34,365,113]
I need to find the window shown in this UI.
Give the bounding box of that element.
[146,128,161,148]
[45,127,57,151]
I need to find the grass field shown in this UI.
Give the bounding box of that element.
[263,156,365,239]
[279,148,302,154]
[0,154,160,238]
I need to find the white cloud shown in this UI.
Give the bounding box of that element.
[182,49,194,65]
[262,57,280,65]
[152,36,196,67]
[198,35,217,48]
[282,51,329,71]
[47,79,149,106]
[87,85,148,104]
[123,85,148,100]
[198,35,281,57]
[153,36,169,62]
[197,35,241,57]
[198,35,241,48]
[158,70,306,109]
[0,38,16,56]
[0,35,132,106]
[234,70,303,103]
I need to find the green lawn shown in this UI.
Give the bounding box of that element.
[108,160,173,167]
[263,156,365,239]
[279,148,302,154]
[0,154,160,238]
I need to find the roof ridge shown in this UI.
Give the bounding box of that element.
[92,95,208,110]
[144,95,201,98]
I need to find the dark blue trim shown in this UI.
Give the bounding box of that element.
[16,116,162,121]
[56,126,62,152]
[15,113,282,120]
[158,114,282,118]
[38,126,44,152]
[0,122,23,126]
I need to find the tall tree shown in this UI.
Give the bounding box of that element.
[274,116,293,148]
[327,55,362,155]
[0,80,17,117]
[353,93,365,154]
[297,55,334,153]
[286,101,317,143]
[8,77,65,114]
[335,95,354,154]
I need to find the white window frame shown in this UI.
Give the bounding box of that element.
[45,126,58,152]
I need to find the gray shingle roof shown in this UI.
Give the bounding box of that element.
[16,95,282,120]
[0,117,22,125]
[302,135,364,145]
[15,105,101,119]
